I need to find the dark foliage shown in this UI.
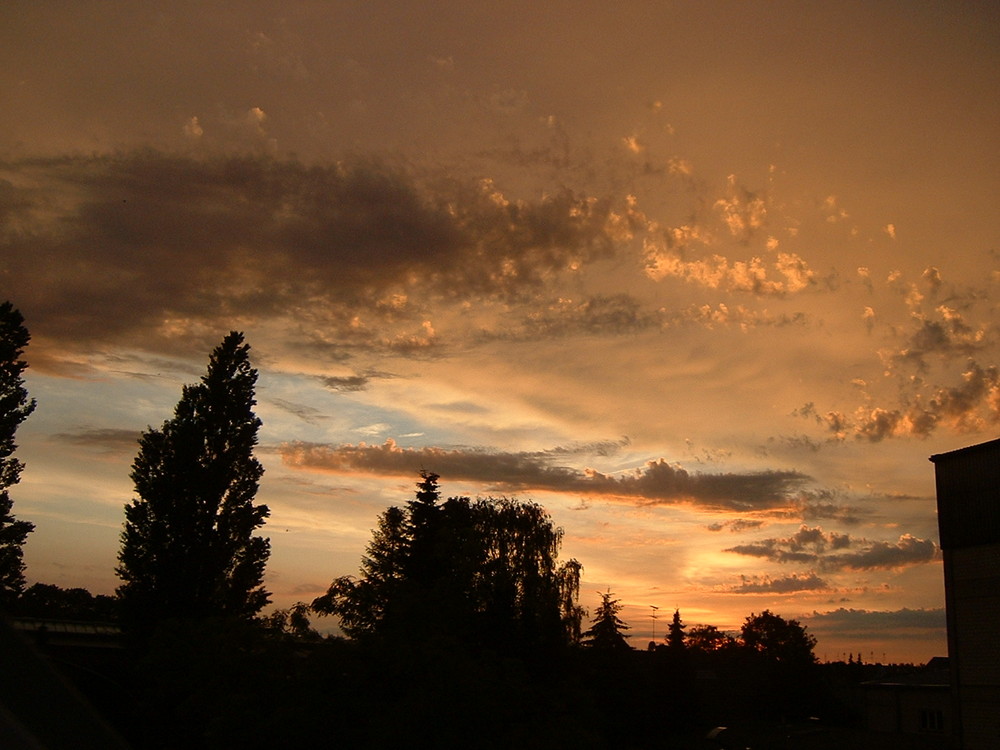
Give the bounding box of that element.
[741,609,818,665]
[667,607,686,651]
[313,471,584,655]
[685,622,736,653]
[0,301,36,607]
[16,582,118,621]
[737,610,823,720]
[582,590,630,651]
[261,601,322,641]
[116,332,270,634]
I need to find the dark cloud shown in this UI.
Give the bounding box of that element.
[802,607,946,640]
[823,534,938,570]
[725,488,863,525]
[705,519,765,533]
[483,294,658,340]
[761,488,903,527]
[0,152,631,361]
[892,300,987,373]
[281,439,581,491]
[1,148,833,377]
[765,433,824,454]
[924,360,1000,429]
[320,375,371,392]
[676,304,808,330]
[280,439,808,510]
[794,497,864,525]
[583,459,807,510]
[545,438,631,458]
[730,572,829,594]
[476,295,810,344]
[267,398,330,425]
[49,427,140,453]
[725,525,937,571]
[814,359,1000,443]
[288,582,329,596]
[805,268,1000,442]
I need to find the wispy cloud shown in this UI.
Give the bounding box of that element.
[266,398,331,425]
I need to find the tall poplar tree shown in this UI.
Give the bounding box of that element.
[0,302,36,607]
[116,332,270,631]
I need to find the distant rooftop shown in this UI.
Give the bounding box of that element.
[861,657,950,688]
[10,617,121,638]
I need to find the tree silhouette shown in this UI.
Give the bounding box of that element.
[313,472,583,651]
[312,504,409,637]
[685,623,734,653]
[17,583,117,620]
[740,609,817,664]
[405,470,444,588]
[582,591,630,651]
[465,495,585,650]
[739,610,821,719]
[667,608,685,651]
[0,301,36,607]
[116,332,270,632]
[263,601,321,641]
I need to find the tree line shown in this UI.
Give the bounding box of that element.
[1,300,838,748]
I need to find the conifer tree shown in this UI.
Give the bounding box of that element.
[116,332,270,631]
[0,302,36,607]
[582,590,631,651]
[404,470,443,587]
[667,608,686,651]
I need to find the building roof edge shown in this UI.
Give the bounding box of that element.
[929,436,1000,463]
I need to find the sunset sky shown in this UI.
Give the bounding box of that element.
[2,1,997,662]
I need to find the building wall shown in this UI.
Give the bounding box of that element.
[931,439,1000,750]
[949,547,1000,685]
[864,685,951,736]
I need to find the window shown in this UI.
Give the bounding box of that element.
[919,708,944,733]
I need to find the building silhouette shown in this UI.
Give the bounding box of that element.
[931,439,1000,750]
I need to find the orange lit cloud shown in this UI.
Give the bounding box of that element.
[796,265,1000,442]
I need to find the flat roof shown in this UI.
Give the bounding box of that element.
[929,437,1000,463]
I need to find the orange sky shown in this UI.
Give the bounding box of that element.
[3,1,998,662]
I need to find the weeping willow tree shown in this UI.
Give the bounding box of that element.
[314,472,584,652]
